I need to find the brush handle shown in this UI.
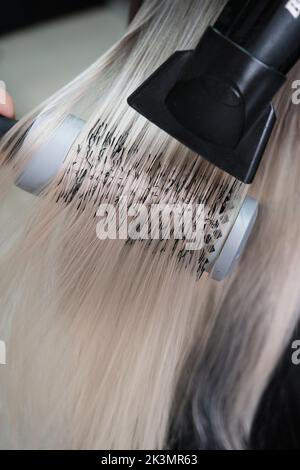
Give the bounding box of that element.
[16,114,84,194]
[0,115,17,138]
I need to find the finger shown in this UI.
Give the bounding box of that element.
[0,90,15,119]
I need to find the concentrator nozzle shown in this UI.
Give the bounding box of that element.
[128,0,300,183]
[128,26,285,183]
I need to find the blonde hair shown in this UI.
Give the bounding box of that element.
[0,0,299,450]
[169,62,300,449]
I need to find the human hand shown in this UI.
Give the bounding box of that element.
[0,81,15,118]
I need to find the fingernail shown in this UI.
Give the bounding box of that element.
[0,80,7,105]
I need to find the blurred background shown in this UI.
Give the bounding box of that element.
[0,0,128,244]
[0,0,128,116]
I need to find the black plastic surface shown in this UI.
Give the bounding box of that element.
[128,27,283,183]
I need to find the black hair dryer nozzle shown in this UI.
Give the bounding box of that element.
[128,0,300,183]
